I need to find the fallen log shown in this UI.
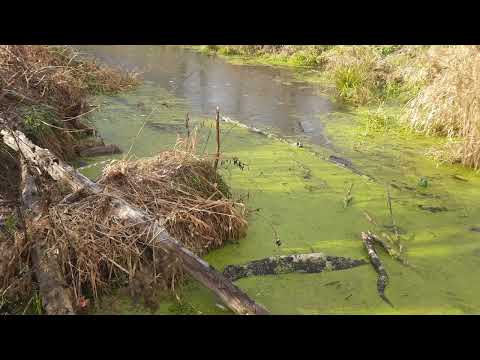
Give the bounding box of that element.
[2,129,269,315]
[223,253,367,281]
[19,157,75,315]
[79,144,122,157]
[328,155,368,178]
[361,231,393,307]
[221,116,374,181]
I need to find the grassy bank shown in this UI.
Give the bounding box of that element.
[198,45,428,105]
[199,45,480,170]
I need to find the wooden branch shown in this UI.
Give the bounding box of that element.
[185,112,190,139]
[19,157,75,315]
[2,129,269,315]
[361,231,393,307]
[223,253,367,281]
[214,106,220,171]
[2,129,95,192]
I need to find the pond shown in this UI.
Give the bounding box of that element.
[76,45,480,315]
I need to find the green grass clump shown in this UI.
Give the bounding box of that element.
[288,50,321,67]
[3,213,18,237]
[21,105,58,139]
[375,45,401,57]
[217,46,243,56]
[363,108,398,133]
[333,64,372,104]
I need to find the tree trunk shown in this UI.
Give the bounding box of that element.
[2,129,269,315]
[19,157,75,315]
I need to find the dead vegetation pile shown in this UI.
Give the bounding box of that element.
[1,135,248,313]
[0,45,139,160]
[99,137,247,255]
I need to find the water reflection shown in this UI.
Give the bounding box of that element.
[77,45,340,147]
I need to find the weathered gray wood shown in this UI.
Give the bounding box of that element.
[223,253,367,281]
[19,157,75,315]
[2,129,269,315]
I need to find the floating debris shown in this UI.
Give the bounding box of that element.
[418,177,429,188]
[452,174,468,182]
[418,205,448,213]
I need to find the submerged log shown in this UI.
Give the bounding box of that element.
[221,116,374,180]
[361,231,393,307]
[2,129,269,315]
[223,253,367,281]
[19,158,75,315]
[79,144,121,157]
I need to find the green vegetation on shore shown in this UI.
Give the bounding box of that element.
[197,45,480,170]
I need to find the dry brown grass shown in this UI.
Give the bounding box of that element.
[405,46,480,169]
[0,45,139,160]
[0,45,138,116]
[99,135,247,255]
[1,135,248,312]
[0,149,33,312]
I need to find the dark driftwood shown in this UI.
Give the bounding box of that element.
[361,231,393,307]
[78,144,121,157]
[2,129,269,315]
[223,253,367,281]
[19,157,75,315]
[221,116,374,180]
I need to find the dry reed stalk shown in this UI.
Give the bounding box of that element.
[405,46,480,169]
[214,106,221,171]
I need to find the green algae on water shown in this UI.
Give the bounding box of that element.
[83,75,480,315]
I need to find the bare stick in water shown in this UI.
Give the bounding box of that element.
[386,185,400,243]
[344,182,354,208]
[214,106,221,171]
[185,112,190,139]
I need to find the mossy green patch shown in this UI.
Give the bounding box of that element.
[82,79,480,315]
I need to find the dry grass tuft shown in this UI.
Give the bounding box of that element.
[0,45,139,160]
[99,135,247,255]
[405,46,480,169]
[0,45,139,116]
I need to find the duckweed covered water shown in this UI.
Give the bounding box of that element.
[78,47,480,315]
